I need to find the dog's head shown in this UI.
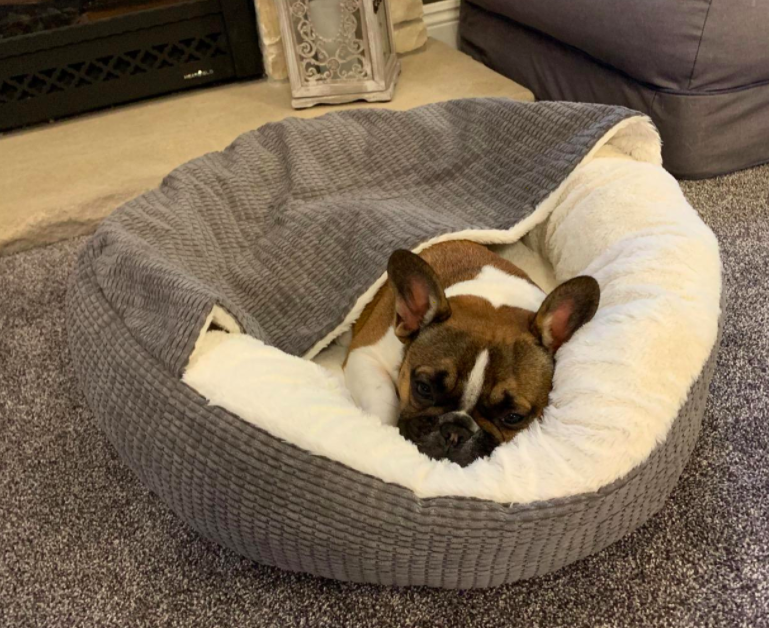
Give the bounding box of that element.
[388,250,599,467]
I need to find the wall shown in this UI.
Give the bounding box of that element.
[423,0,460,49]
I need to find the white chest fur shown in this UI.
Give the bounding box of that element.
[344,330,404,425]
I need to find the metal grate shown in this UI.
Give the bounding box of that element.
[0,32,227,104]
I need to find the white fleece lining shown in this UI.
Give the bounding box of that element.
[182,118,722,505]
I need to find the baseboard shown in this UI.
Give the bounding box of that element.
[424,0,460,49]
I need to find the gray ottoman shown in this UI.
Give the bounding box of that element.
[459,0,769,179]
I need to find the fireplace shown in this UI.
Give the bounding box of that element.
[0,0,263,131]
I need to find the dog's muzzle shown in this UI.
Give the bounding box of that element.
[398,412,495,467]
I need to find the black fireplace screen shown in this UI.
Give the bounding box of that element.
[0,0,263,131]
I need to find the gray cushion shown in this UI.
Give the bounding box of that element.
[469,0,710,89]
[460,0,769,178]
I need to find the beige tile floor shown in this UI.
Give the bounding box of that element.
[0,39,532,256]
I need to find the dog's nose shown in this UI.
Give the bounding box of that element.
[440,421,472,449]
[438,412,479,433]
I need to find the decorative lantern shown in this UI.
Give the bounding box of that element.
[276,0,401,109]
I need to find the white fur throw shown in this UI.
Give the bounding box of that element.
[183,134,721,504]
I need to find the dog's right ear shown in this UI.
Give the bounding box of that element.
[387,250,451,341]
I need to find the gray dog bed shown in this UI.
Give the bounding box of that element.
[459,0,769,179]
[67,99,722,588]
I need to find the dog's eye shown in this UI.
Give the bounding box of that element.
[415,381,433,400]
[501,413,526,428]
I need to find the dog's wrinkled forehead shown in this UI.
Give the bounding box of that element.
[403,327,506,408]
[396,327,463,408]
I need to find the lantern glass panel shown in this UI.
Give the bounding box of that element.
[288,0,372,85]
[373,0,391,57]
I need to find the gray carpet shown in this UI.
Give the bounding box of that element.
[2,165,767,628]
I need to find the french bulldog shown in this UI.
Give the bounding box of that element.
[343,240,600,467]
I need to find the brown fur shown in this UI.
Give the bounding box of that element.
[348,240,551,443]
[396,295,554,443]
[345,239,599,458]
[347,240,533,356]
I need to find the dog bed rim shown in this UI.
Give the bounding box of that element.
[70,236,723,513]
[67,212,723,587]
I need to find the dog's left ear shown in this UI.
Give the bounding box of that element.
[387,250,451,340]
[533,276,600,353]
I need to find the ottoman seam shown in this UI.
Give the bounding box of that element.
[687,0,714,90]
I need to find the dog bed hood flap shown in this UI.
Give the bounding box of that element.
[87,99,647,376]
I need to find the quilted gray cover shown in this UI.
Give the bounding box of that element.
[67,99,720,587]
[85,99,635,375]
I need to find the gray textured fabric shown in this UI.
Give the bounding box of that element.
[463,0,711,90]
[464,0,769,90]
[3,164,766,624]
[459,1,769,179]
[88,98,636,376]
[64,100,721,588]
[691,0,769,90]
